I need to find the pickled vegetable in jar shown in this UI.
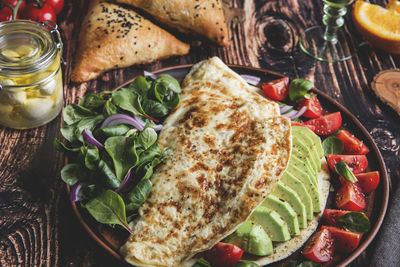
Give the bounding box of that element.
[0,20,63,129]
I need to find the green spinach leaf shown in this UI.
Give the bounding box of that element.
[112,88,140,115]
[156,74,181,93]
[337,211,370,234]
[103,99,118,116]
[192,258,212,267]
[61,163,87,185]
[233,262,260,267]
[126,178,152,211]
[97,160,121,189]
[137,128,157,150]
[85,190,133,234]
[289,78,313,101]
[80,93,105,110]
[54,139,80,152]
[142,99,169,118]
[63,104,97,125]
[85,147,100,170]
[335,161,358,183]
[105,136,139,180]
[322,136,344,156]
[94,125,132,139]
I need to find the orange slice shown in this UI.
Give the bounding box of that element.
[353,0,400,54]
[386,0,400,13]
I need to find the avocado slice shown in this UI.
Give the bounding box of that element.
[290,154,318,185]
[292,126,324,159]
[225,221,273,256]
[293,131,321,172]
[281,172,313,220]
[262,194,300,236]
[271,182,307,229]
[292,139,319,173]
[250,206,291,242]
[286,167,321,213]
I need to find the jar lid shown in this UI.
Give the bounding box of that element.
[0,20,59,75]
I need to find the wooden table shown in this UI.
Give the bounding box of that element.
[1,0,399,266]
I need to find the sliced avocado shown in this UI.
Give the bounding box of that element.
[286,167,321,213]
[290,154,318,185]
[271,182,307,229]
[292,138,319,173]
[225,221,273,256]
[292,131,321,172]
[281,172,314,220]
[250,206,291,242]
[262,194,300,236]
[292,126,324,159]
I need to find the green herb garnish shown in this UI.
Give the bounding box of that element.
[335,161,358,183]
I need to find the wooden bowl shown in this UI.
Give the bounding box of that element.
[67,65,389,267]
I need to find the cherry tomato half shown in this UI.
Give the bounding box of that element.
[336,130,370,155]
[45,0,64,15]
[24,2,56,23]
[204,242,243,267]
[321,225,362,253]
[354,171,380,193]
[302,228,335,263]
[261,77,289,101]
[298,94,323,118]
[327,154,368,174]
[304,112,342,135]
[291,121,316,132]
[324,209,367,227]
[0,6,14,21]
[335,182,366,211]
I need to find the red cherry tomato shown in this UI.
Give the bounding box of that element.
[304,112,342,135]
[204,242,243,267]
[291,121,316,132]
[336,130,370,155]
[340,171,380,194]
[298,94,323,118]
[327,154,368,174]
[302,228,335,263]
[261,77,290,101]
[24,2,56,22]
[324,209,367,227]
[2,0,26,15]
[0,6,14,21]
[321,225,362,253]
[45,0,64,15]
[335,182,366,211]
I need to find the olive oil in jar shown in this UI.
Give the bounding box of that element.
[0,20,63,129]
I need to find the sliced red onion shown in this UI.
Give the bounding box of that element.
[116,171,132,193]
[70,182,83,202]
[101,114,145,131]
[153,124,164,131]
[279,105,293,114]
[240,74,261,86]
[281,106,308,120]
[290,106,308,119]
[82,129,105,149]
[144,71,157,79]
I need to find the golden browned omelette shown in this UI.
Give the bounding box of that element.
[120,57,292,266]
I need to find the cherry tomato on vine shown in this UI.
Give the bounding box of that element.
[2,0,26,14]
[0,6,14,21]
[45,0,64,15]
[24,2,56,23]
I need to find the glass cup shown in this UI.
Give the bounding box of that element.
[299,0,356,62]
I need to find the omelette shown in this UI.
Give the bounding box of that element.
[121,57,292,266]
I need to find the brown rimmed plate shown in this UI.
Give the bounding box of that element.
[67,65,389,267]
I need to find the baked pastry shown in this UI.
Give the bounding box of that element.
[115,0,231,46]
[71,0,190,82]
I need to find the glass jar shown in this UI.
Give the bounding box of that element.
[0,20,63,129]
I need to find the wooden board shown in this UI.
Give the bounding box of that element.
[0,0,399,266]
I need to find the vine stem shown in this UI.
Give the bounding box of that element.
[12,0,24,20]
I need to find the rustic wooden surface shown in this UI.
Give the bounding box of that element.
[0,0,399,266]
